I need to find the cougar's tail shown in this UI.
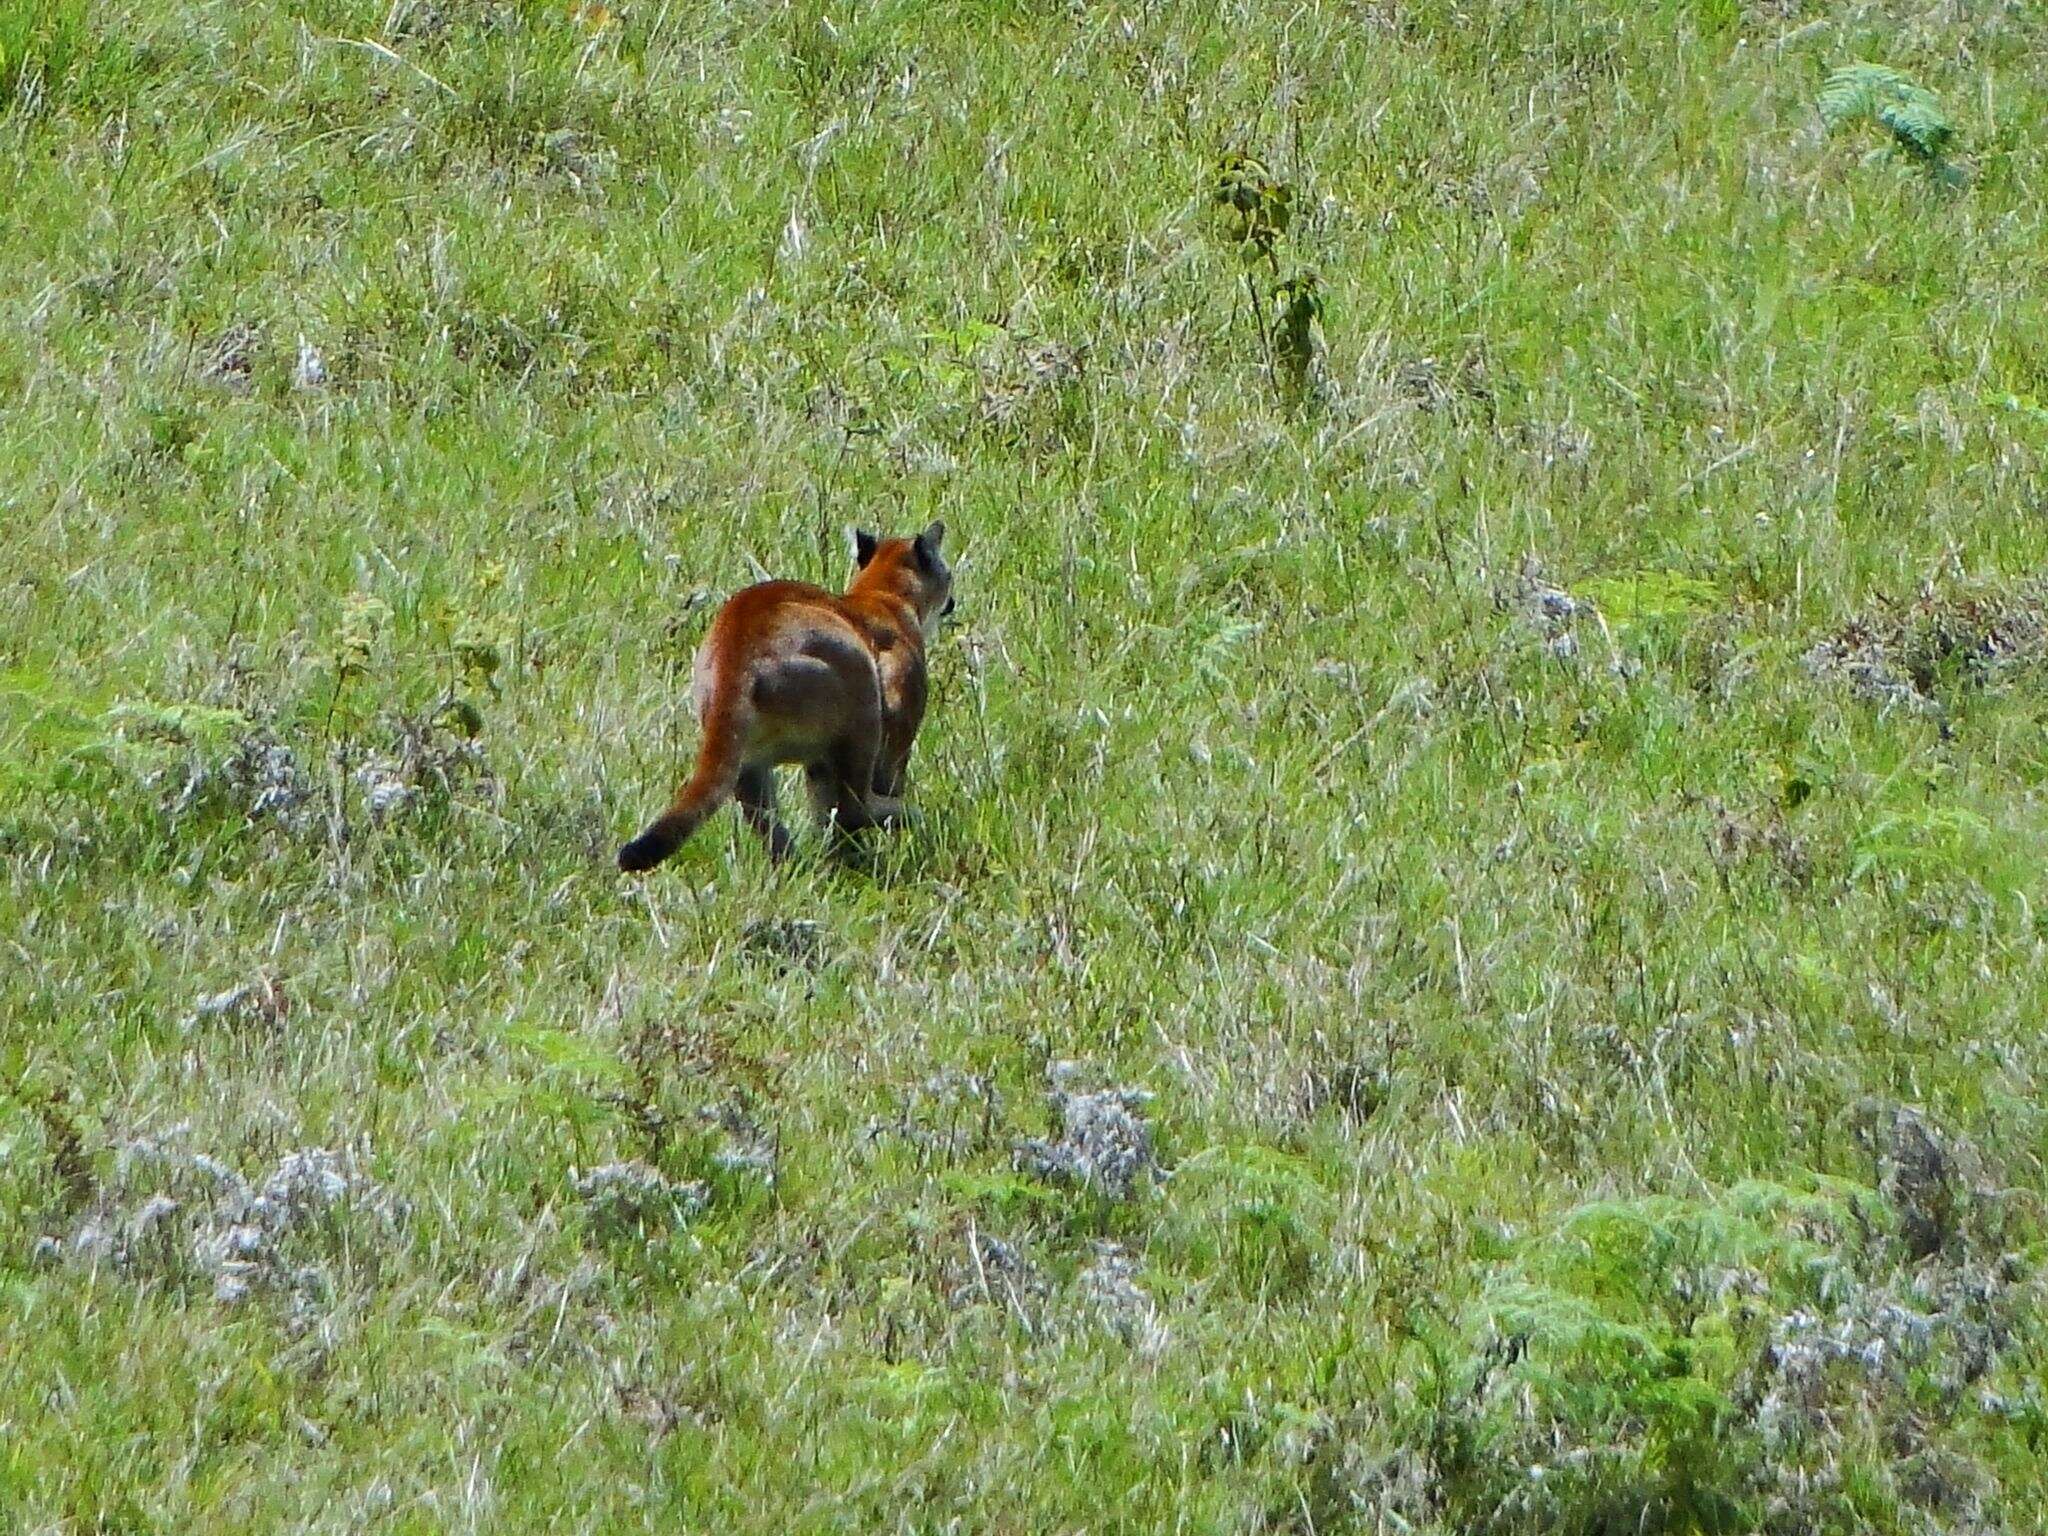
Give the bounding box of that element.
[618,685,747,873]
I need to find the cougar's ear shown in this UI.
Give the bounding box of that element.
[853,529,880,569]
[913,520,946,570]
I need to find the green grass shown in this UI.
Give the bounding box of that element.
[5,0,2048,1528]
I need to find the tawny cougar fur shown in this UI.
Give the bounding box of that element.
[618,523,954,872]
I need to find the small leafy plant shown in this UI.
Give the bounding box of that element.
[1272,271,1324,404]
[1210,153,1326,405]
[1213,153,1294,265]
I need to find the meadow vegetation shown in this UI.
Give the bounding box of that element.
[4,0,2048,1528]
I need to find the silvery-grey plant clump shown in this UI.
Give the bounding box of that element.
[1016,1062,1156,1201]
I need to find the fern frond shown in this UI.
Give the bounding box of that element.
[1819,62,1955,163]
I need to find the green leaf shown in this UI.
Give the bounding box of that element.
[501,1023,625,1084]
[942,1169,1064,1217]
[1578,570,1721,631]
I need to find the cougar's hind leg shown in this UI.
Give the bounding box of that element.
[735,765,795,864]
[804,760,873,836]
[832,735,912,829]
[805,743,902,851]
[871,744,910,800]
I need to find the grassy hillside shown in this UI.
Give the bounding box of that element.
[5,0,2048,1528]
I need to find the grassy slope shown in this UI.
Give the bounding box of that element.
[3,0,2048,1528]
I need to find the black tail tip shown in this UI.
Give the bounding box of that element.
[617,832,671,873]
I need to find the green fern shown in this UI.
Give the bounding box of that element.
[1415,1179,1897,1531]
[1819,63,1955,165]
